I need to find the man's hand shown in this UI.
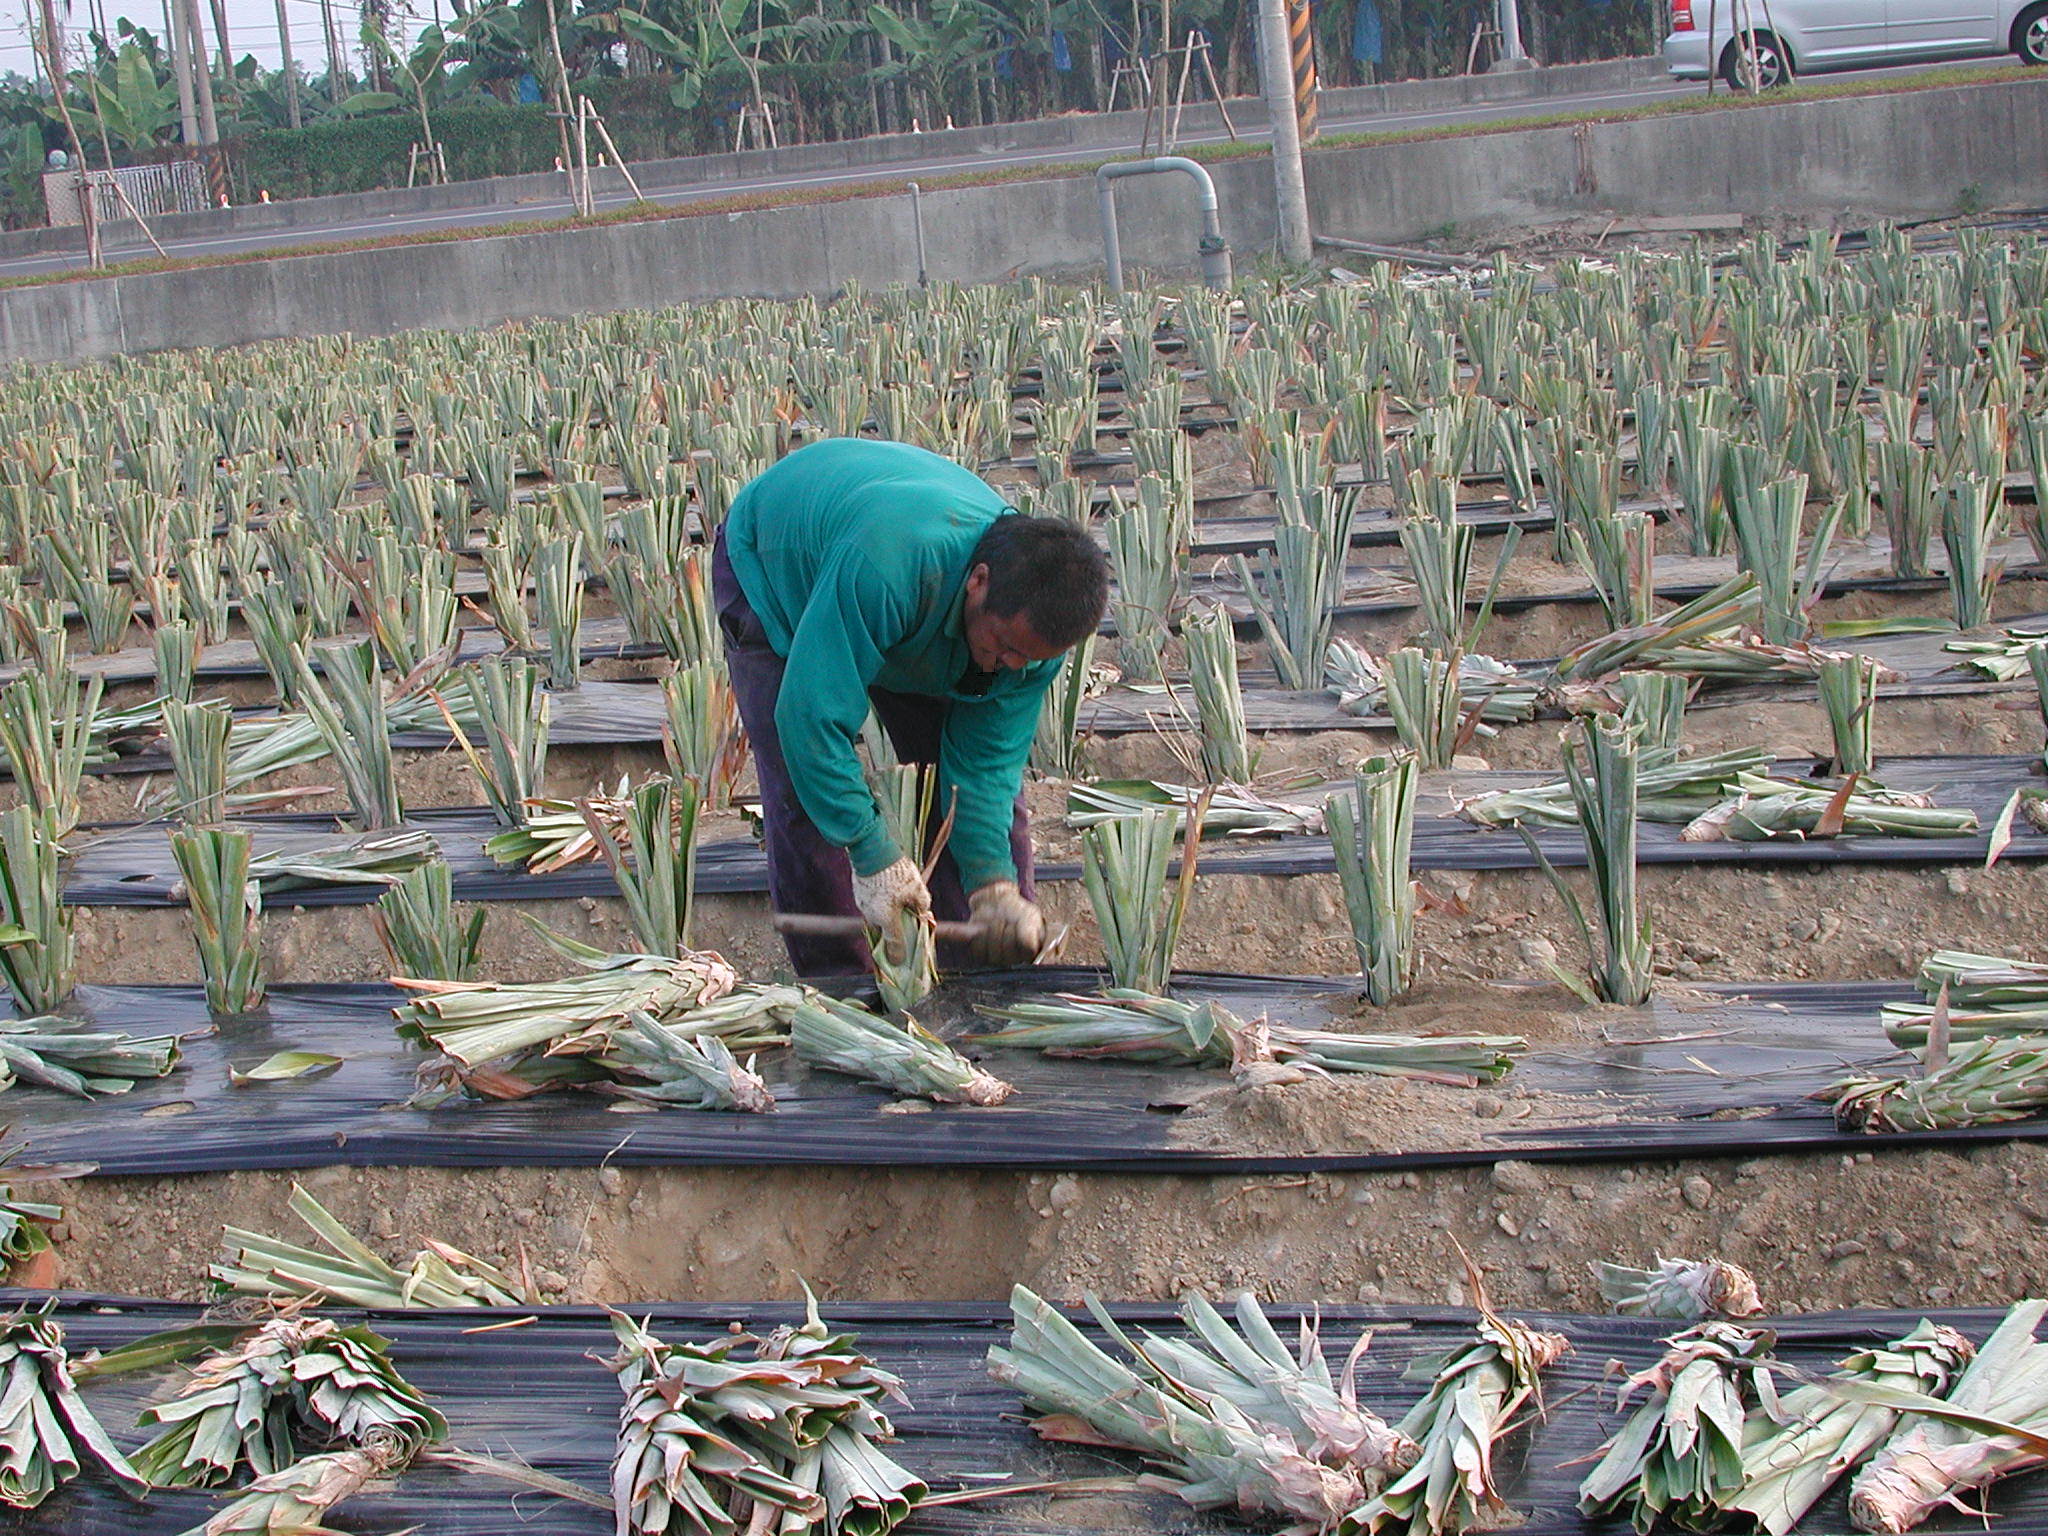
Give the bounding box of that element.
[852,857,932,964]
[968,880,1045,966]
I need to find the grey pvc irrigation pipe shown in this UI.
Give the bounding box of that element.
[906,181,928,287]
[1095,157,1233,294]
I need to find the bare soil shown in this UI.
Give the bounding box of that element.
[59,856,2048,990]
[1169,1076,1626,1158]
[26,240,2048,1324]
[33,1140,2048,1315]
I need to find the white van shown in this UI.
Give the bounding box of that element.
[1664,0,2047,87]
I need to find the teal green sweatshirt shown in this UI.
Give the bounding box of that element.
[723,439,1058,889]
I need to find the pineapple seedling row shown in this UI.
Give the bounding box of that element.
[0,225,2046,1531]
[10,1287,2048,1536]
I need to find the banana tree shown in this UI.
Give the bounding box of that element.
[755,22,852,138]
[592,0,751,113]
[368,23,458,175]
[729,0,865,142]
[865,0,1007,127]
[455,0,601,97]
[76,42,180,153]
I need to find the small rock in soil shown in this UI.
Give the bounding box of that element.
[1492,1160,1544,1192]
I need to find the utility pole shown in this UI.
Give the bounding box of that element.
[183,0,219,141]
[167,0,199,144]
[1492,0,1533,68]
[1256,0,1310,263]
[274,0,301,128]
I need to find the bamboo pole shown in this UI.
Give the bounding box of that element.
[208,0,232,74]
[33,0,102,267]
[321,0,345,105]
[542,0,576,190]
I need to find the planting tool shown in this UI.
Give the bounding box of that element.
[774,913,989,945]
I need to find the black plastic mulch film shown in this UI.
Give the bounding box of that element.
[61,754,2048,912]
[0,1294,2042,1536]
[9,519,2042,695]
[14,612,2043,790]
[5,971,2042,1177]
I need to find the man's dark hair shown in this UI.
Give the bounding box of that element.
[972,513,1110,648]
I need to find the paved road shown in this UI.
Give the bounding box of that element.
[3,56,2021,278]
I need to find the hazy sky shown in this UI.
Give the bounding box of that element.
[3,0,441,81]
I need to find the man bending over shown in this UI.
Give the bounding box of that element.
[712,437,1111,975]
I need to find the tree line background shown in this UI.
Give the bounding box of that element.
[1,0,1661,226]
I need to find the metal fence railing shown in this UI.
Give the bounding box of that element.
[42,160,210,228]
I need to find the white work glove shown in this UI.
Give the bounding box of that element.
[852,856,931,964]
[968,880,1045,967]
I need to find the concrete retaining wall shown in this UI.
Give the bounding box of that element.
[1304,73,2048,238]
[5,76,2043,365]
[0,56,1671,265]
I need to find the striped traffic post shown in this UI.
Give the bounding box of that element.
[1287,0,1320,143]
